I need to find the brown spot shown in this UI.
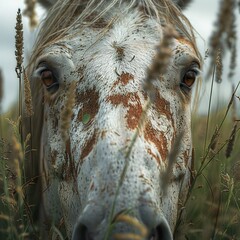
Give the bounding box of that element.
[147,148,161,164]
[144,122,168,162]
[76,88,99,124]
[113,72,134,87]
[107,93,143,129]
[80,131,97,160]
[154,92,174,129]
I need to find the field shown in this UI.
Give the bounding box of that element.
[0,0,240,239]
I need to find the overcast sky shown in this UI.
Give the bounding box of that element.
[0,0,240,114]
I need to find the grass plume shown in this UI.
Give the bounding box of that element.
[23,0,38,29]
[225,123,238,158]
[23,69,33,117]
[60,82,76,142]
[144,25,178,101]
[208,0,237,79]
[15,9,24,144]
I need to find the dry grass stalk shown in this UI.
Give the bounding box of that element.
[228,41,237,79]
[215,48,223,83]
[232,85,237,122]
[15,9,24,144]
[12,135,24,163]
[113,214,148,238]
[144,25,178,101]
[225,123,237,158]
[15,9,24,77]
[23,0,38,28]
[14,158,24,207]
[23,69,34,117]
[60,82,76,141]
[208,0,236,79]
[209,126,220,152]
[0,68,3,107]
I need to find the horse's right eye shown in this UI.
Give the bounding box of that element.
[41,69,59,93]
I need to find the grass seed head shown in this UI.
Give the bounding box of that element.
[144,25,178,101]
[215,48,223,83]
[23,0,38,28]
[208,0,236,79]
[23,69,34,117]
[225,123,237,158]
[15,9,24,74]
[60,82,76,142]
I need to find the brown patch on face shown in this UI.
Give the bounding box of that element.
[107,93,143,129]
[76,88,99,124]
[113,73,134,87]
[176,37,194,49]
[80,131,97,160]
[154,92,174,129]
[144,122,168,162]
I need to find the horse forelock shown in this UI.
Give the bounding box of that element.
[30,0,200,65]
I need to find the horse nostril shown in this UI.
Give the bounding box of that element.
[150,221,173,240]
[72,223,93,240]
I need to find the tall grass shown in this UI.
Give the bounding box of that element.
[0,1,240,239]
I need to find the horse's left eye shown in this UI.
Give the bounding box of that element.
[41,69,59,93]
[180,68,199,91]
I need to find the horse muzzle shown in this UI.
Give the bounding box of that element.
[72,204,173,240]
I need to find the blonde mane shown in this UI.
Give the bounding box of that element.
[30,0,200,63]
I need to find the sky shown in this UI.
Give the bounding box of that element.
[0,0,239,114]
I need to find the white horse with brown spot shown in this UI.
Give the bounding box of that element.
[25,0,201,239]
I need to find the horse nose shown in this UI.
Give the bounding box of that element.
[140,205,173,240]
[149,219,173,240]
[72,215,173,240]
[72,218,173,240]
[72,204,104,240]
[72,223,93,240]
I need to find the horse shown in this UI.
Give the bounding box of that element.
[25,0,202,239]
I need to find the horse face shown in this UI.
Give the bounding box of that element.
[32,3,200,240]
